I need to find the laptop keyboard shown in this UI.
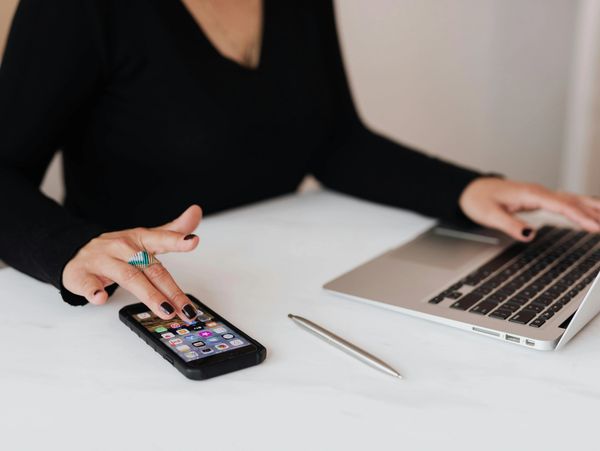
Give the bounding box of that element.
[428,226,600,328]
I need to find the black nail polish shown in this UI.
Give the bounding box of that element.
[160,302,175,315]
[182,304,197,320]
[522,228,533,238]
[93,289,102,296]
[184,234,197,241]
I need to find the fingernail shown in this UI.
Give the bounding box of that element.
[93,289,102,296]
[522,228,533,238]
[182,304,198,320]
[160,302,175,315]
[184,234,197,241]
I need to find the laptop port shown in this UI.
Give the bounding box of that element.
[472,327,500,337]
[505,334,520,343]
[525,339,535,347]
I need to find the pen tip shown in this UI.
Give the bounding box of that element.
[287,314,294,319]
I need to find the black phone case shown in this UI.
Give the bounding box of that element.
[119,294,267,380]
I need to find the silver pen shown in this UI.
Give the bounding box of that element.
[288,314,403,379]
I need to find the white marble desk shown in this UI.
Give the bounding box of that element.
[1,191,598,451]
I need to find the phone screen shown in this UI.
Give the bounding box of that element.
[133,308,251,362]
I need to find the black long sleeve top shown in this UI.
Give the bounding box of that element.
[0,0,481,306]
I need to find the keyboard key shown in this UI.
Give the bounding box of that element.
[488,292,508,303]
[524,303,544,313]
[490,309,512,320]
[502,302,522,312]
[533,296,554,307]
[541,311,554,320]
[509,295,529,306]
[509,310,537,325]
[451,292,483,310]
[530,318,546,328]
[469,301,496,315]
[428,296,445,304]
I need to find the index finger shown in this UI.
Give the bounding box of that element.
[532,192,600,232]
[134,228,200,255]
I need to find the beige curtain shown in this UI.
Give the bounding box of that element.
[561,0,600,195]
[0,0,18,58]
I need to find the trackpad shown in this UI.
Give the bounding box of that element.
[390,228,497,270]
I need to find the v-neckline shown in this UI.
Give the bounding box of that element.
[175,0,269,74]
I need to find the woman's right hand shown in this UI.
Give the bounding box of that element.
[62,205,203,322]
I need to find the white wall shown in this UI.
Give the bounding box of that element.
[1,0,582,202]
[337,0,579,189]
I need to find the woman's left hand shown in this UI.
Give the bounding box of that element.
[459,177,600,242]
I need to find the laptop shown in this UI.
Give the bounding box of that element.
[324,224,600,350]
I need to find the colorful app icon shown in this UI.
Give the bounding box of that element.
[176,328,190,335]
[199,331,212,337]
[161,332,175,339]
[169,338,183,346]
[197,315,213,323]
[154,326,167,333]
[230,339,244,347]
[169,323,181,329]
[221,333,234,340]
[192,341,205,348]
[184,351,199,359]
[205,321,218,328]
[206,338,217,343]
[176,345,191,352]
[193,325,204,331]
[186,321,197,326]
[185,335,198,341]
[213,327,227,334]
[215,343,229,351]
[200,348,214,354]
[137,312,151,320]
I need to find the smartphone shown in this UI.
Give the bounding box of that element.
[119,294,266,380]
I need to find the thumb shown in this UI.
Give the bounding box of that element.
[158,204,202,234]
[478,204,535,242]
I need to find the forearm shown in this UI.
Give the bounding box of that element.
[312,124,482,223]
[0,168,107,290]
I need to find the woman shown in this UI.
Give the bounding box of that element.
[1,0,599,324]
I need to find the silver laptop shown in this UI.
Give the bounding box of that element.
[324,225,600,350]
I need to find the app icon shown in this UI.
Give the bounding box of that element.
[154,326,168,333]
[221,333,234,340]
[192,341,205,348]
[137,312,151,320]
[205,321,218,328]
[215,343,229,351]
[186,321,197,326]
[176,345,191,353]
[184,351,199,359]
[207,337,219,343]
[201,348,214,354]
[193,325,204,331]
[176,328,190,335]
[213,327,227,334]
[230,339,244,347]
[169,338,183,346]
[169,323,181,329]
[161,332,175,339]
[185,335,198,341]
[199,331,212,337]
[198,315,213,323]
